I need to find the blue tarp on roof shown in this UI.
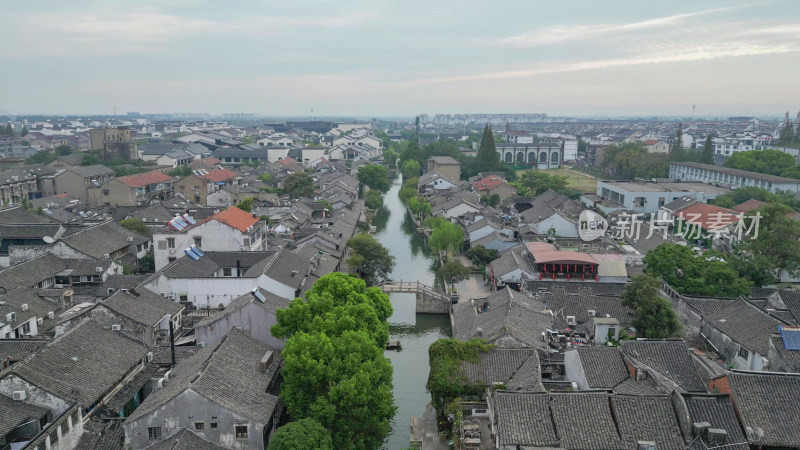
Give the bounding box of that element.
[779,325,800,350]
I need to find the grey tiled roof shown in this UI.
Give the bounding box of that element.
[126,329,280,425]
[526,280,626,296]
[612,395,686,450]
[0,223,61,239]
[0,206,53,224]
[684,394,749,450]
[550,393,627,449]
[459,348,542,389]
[68,164,114,178]
[0,254,69,291]
[9,320,148,407]
[612,376,668,395]
[770,334,800,371]
[620,340,707,393]
[704,300,783,355]
[681,296,737,316]
[488,246,533,277]
[74,418,127,450]
[541,287,635,332]
[505,351,546,392]
[0,338,47,362]
[61,221,148,259]
[452,288,552,348]
[195,288,289,329]
[102,288,184,327]
[492,392,558,448]
[143,428,228,450]
[0,288,62,333]
[575,346,629,389]
[729,371,800,448]
[256,248,309,289]
[777,289,800,323]
[0,393,50,436]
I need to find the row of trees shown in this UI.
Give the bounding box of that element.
[270,273,395,449]
[778,121,800,146]
[599,131,717,179]
[515,170,580,198]
[0,124,26,136]
[723,149,800,179]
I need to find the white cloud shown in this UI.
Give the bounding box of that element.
[37,12,213,44]
[491,5,753,47]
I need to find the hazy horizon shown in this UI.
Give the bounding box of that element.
[2,0,798,117]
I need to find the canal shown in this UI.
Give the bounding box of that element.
[374,176,451,449]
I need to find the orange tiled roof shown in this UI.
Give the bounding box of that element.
[642,139,662,145]
[117,170,172,188]
[734,199,766,213]
[471,175,506,191]
[277,156,297,165]
[200,168,237,183]
[192,157,220,166]
[205,206,259,232]
[676,203,740,231]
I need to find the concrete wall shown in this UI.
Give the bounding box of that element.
[563,349,590,390]
[124,389,271,450]
[700,321,764,371]
[468,225,499,243]
[195,303,284,350]
[0,374,72,416]
[153,220,265,271]
[535,214,578,238]
[88,179,136,208]
[175,175,210,205]
[55,307,161,347]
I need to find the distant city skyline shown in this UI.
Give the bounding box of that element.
[2,0,798,116]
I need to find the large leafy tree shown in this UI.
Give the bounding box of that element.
[437,259,470,287]
[601,141,671,178]
[700,135,715,164]
[428,219,464,257]
[476,124,500,171]
[732,203,800,286]
[643,243,751,297]
[269,418,333,450]
[55,144,73,156]
[723,149,797,177]
[357,164,390,192]
[279,330,395,450]
[282,172,316,198]
[779,121,795,145]
[25,151,56,165]
[272,272,392,347]
[346,233,396,286]
[402,159,421,179]
[119,217,151,236]
[622,275,681,338]
[517,170,569,196]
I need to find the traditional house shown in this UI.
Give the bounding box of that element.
[88,170,174,207]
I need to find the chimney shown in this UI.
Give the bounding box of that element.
[476,327,483,337]
[168,317,176,368]
[260,351,274,372]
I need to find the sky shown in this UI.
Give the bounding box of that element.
[2,0,799,117]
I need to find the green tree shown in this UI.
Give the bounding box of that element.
[258,172,272,183]
[20,126,28,137]
[732,202,800,286]
[670,122,684,156]
[428,220,464,257]
[517,170,569,196]
[283,172,316,198]
[399,141,424,168]
[383,147,398,169]
[724,149,797,177]
[700,135,715,164]
[466,245,499,267]
[279,329,394,449]
[779,121,795,145]
[476,124,500,171]
[55,144,73,156]
[25,151,56,165]
[235,197,255,212]
[357,165,390,193]
[364,190,383,209]
[81,153,103,166]
[621,275,681,338]
[795,120,800,144]
[437,259,470,287]
[119,217,151,236]
[268,418,334,450]
[601,142,671,179]
[167,165,192,177]
[272,273,392,346]
[4,124,14,137]
[481,194,500,207]
[402,159,421,179]
[643,243,750,297]
[346,233,396,286]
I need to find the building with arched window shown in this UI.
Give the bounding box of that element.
[496,143,562,169]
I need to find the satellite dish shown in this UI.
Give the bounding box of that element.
[43,236,55,244]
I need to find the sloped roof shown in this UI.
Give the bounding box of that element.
[9,320,148,407]
[202,206,258,232]
[0,393,50,436]
[116,170,172,188]
[102,289,184,327]
[676,203,740,231]
[734,199,766,213]
[684,394,749,450]
[199,168,237,183]
[620,340,707,392]
[126,329,280,425]
[575,346,629,389]
[67,164,114,178]
[144,428,228,450]
[612,395,686,450]
[526,241,596,265]
[459,348,543,391]
[729,371,800,447]
[492,392,557,447]
[704,299,783,356]
[550,393,628,449]
[195,288,289,329]
[61,220,148,259]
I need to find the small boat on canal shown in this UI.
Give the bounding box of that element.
[385,340,402,350]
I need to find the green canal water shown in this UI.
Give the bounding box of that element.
[374,177,451,449]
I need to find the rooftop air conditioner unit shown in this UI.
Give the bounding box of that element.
[111,324,122,331]
[145,352,153,363]
[587,310,596,317]
[12,391,27,401]
[636,441,656,450]
[127,236,134,242]
[566,315,577,326]
[6,312,15,322]
[157,378,165,389]
[103,253,110,259]
[96,266,103,273]
[20,304,28,311]
[47,311,54,319]
[37,318,43,325]
[198,341,206,348]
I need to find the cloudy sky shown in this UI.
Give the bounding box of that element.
[2,0,798,117]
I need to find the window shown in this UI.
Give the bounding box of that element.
[103,189,109,195]
[179,295,188,302]
[167,238,175,249]
[194,237,202,248]
[148,427,162,440]
[210,422,218,429]
[243,238,250,247]
[195,422,205,431]
[738,346,750,360]
[168,257,176,263]
[235,425,248,439]
[223,268,232,277]
[22,321,30,334]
